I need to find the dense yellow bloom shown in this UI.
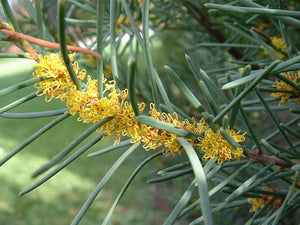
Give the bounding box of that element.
[32,53,86,102]
[199,128,246,164]
[271,71,300,105]
[32,52,247,163]
[134,104,207,156]
[264,37,287,59]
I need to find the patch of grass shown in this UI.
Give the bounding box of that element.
[0,69,168,224]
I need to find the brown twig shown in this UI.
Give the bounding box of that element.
[249,152,292,168]
[1,29,101,60]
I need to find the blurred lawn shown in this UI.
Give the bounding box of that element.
[0,59,168,225]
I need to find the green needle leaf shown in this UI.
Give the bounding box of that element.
[0,113,70,167]
[19,133,105,196]
[71,142,141,225]
[0,109,68,119]
[138,115,202,140]
[58,0,83,90]
[31,118,113,177]
[102,151,162,225]
[176,137,213,225]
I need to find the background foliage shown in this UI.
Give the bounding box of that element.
[0,0,300,224]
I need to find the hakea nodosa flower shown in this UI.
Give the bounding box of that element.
[263,36,288,60]
[271,71,300,105]
[248,187,284,213]
[32,52,246,163]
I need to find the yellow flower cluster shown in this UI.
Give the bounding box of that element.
[248,197,265,213]
[199,128,245,164]
[33,53,86,102]
[248,187,283,213]
[32,52,246,163]
[264,37,287,60]
[271,71,300,105]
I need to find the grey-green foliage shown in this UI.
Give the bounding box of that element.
[0,0,300,224]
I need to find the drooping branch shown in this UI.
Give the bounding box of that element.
[1,29,101,60]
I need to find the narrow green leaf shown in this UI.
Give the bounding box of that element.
[209,161,252,197]
[24,0,54,42]
[96,0,105,97]
[69,0,97,13]
[260,139,293,165]
[163,180,197,225]
[0,113,70,167]
[19,133,105,196]
[34,0,44,41]
[164,65,205,113]
[194,43,261,48]
[88,139,132,157]
[178,158,243,220]
[0,109,67,119]
[222,73,258,90]
[0,77,45,97]
[199,81,219,116]
[0,0,21,32]
[71,142,141,225]
[239,0,300,26]
[0,91,39,114]
[138,115,202,140]
[255,88,299,157]
[176,138,213,225]
[225,164,273,202]
[109,0,119,82]
[32,118,113,177]
[157,162,190,175]
[292,163,300,171]
[128,60,139,116]
[0,58,35,77]
[214,60,280,123]
[148,167,193,183]
[280,123,300,139]
[205,4,300,18]
[199,69,229,104]
[141,0,161,109]
[102,151,162,225]
[240,107,263,154]
[272,173,300,225]
[58,0,83,90]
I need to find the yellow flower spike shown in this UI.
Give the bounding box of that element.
[33,53,247,162]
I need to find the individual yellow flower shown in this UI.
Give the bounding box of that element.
[271,71,300,105]
[199,128,246,164]
[32,53,86,102]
